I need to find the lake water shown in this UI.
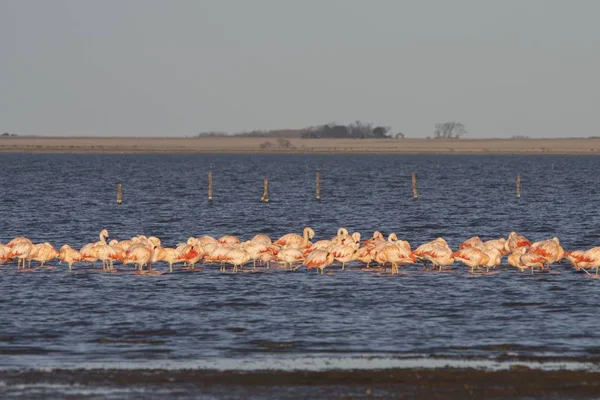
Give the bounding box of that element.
[1,153,600,398]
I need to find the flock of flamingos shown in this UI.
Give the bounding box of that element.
[0,228,599,276]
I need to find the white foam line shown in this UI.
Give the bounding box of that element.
[4,357,599,372]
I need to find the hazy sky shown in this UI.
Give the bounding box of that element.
[1,0,599,137]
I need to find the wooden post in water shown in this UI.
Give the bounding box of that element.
[411,172,418,200]
[208,171,213,202]
[316,171,321,201]
[516,174,521,199]
[116,184,123,204]
[260,178,270,203]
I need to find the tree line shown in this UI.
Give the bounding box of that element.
[196,121,467,139]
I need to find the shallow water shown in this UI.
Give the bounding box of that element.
[1,153,600,397]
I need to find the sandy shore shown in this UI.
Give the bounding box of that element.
[1,136,600,154]
[2,368,600,398]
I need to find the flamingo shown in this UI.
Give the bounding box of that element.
[459,236,484,249]
[251,234,272,245]
[483,247,502,270]
[218,235,240,245]
[505,232,532,253]
[257,244,279,268]
[59,244,81,271]
[31,242,58,267]
[564,250,592,272]
[96,229,110,245]
[95,243,118,270]
[484,238,508,255]
[529,237,564,265]
[8,240,35,269]
[206,243,235,269]
[330,228,349,244]
[421,246,454,271]
[507,247,528,271]
[108,240,126,263]
[222,248,250,273]
[362,231,385,247]
[304,239,333,256]
[331,240,359,270]
[303,250,335,274]
[371,243,415,274]
[519,252,547,273]
[452,248,490,273]
[80,243,99,267]
[179,240,205,269]
[156,247,185,272]
[274,227,315,249]
[386,233,411,253]
[413,238,452,269]
[243,240,271,269]
[571,247,600,275]
[357,246,374,267]
[123,243,157,271]
[0,244,9,263]
[6,237,33,249]
[197,235,218,246]
[277,248,305,270]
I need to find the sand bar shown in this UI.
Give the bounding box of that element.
[2,368,600,398]
[1,136,600,154]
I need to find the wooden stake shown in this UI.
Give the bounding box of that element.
[260,178,270,203]
[412,172,418,200]
[116,184,123,204]
[208,171,213,202]
[516,174,521,199]
[316,171,321,201]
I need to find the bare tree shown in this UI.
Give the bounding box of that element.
[348,120,374,138]
[277,138,296,149]
[434,122,467,139]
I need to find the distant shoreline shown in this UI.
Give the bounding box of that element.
[1,136,600,155]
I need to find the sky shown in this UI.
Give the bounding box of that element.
[1,0,599,138]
